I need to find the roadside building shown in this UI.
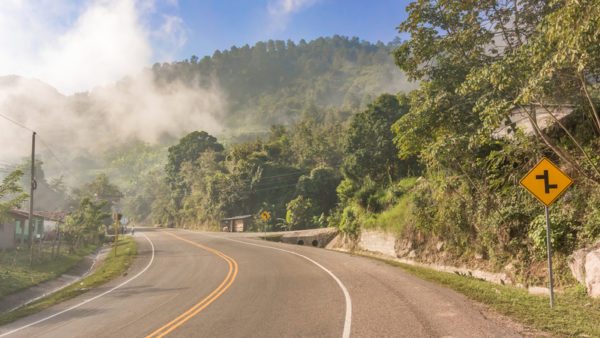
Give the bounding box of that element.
[0,210,70,249]
[36,211,70,240]
[11,209,45,244]
[0,211,27,249]
[222,215,252,232]
[0,210,43,249]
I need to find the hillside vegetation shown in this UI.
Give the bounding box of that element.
[151,35,413,135]
[3,0,599,290]
[139,0,600,289]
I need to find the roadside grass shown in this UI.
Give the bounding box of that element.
[364,194,414,235]
[0,244,96,298]
[0,237,137,326]
[260,234,283,242]
[373,256,600,336]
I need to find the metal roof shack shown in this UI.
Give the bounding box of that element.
[2,210,44,248]
[35,211,70,222]
[221,215,252,232]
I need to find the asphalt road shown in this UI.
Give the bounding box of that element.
[0,228,526,337]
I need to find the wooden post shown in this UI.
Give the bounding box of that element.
[114,212,119,257]
[28,132,36,246]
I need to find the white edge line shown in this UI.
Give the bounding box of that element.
[0,233,156,337]
[195,232,352,338]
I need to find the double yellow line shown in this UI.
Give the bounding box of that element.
[146,231,238,338]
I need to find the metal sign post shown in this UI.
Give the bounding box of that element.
[520,157,572,308]
[261,211,271,237]
[544,206,554,307]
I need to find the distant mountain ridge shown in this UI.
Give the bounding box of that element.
[0,36,414,166]
[151,35,415,130]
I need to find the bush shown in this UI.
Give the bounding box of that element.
[339,204,360,236]
[286,195,317,230]
[529,209,578,255]
[355,177,379,211]
[583,194,600,241]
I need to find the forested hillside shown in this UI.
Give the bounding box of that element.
[0,35,413,215]
[139,0,600,290]
[4,0,599,291]
[151,35,413,135]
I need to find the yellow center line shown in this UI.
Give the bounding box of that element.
[146,231,238,338]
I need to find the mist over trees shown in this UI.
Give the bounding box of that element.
[0,35,415,230]
[141,0,600,289]
[151,35,413,134]
[5,6,599,290]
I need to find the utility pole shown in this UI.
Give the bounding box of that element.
[28,132,36,246]
[114,212,119,257]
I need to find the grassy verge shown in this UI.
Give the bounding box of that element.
[371,255,600,336]
[260,234,283,242]
[0,237,137,325]
[0,244,97,298]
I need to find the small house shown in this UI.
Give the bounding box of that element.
[222,215,252,232]
[0,211,26,249]
[0,210,43,249]
[11,209,45,244]
[36,211,70,240]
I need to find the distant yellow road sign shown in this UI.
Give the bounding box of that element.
[261,211,271,221]
[520,157,573,206]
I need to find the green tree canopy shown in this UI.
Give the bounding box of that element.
[343,93,413,185]
[0,170,28,222]
[72,173,122,219]
[166,131,224,186]
[296,167,340,216]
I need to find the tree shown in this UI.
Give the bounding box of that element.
[460,0,600,184]
[296,167,340,216]
[344,93,414,186]
[164,131,224,223]
[18,160,67,211]
[392,0,550,173]
[72,173,122,218]
[286,196,317,230]
[166,131,224,187]
[63,197,109,251]
[0,170,28,221]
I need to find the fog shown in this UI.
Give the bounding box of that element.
[0,72,225,170]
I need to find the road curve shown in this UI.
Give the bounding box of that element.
[0,228,524,337]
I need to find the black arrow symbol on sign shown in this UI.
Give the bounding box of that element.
[536,170,558,194]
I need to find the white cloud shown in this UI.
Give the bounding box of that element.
[151,14,187,62]
[0,0,186,95]
[268,0,319,15]
[267,0,320,31]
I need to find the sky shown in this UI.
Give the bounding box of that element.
[0,0,410,95]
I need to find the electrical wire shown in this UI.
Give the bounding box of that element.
[0,112,75,183]
[0,112,35,133]
[37,136,77,179]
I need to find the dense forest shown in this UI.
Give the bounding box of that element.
[0,35,414,259]
[140,0,600,287]
[150,35,413,137]
[2,0,599,287]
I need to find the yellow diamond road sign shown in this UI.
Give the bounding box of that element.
[261,211,271,221]
[520,157,573,206]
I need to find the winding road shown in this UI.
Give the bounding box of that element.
[0,228,524,337]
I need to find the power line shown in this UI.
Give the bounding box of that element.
[0,112,35,133]
[37,136,77,179]
[242,164,341,184]
[253,170,309,180]
[251,183,298,193]
[0,113,75,180]
[235,182,299,195]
